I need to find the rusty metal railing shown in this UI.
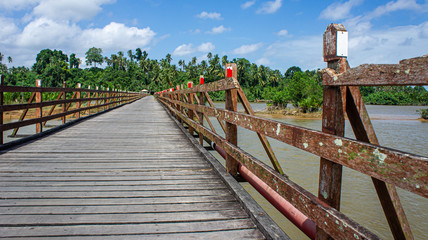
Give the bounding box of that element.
[0,77,146,145]
[156,24,427,240]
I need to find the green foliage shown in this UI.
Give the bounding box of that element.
[361,86,428,105]
[85,47,104,67]
[3,48,427,112]
[420,109,428,119]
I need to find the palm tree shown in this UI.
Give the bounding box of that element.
[0,52,3,62]
[7,56,12,64]
[165,54,172,65]
[221,55,228,68]
[127,50,134,63]
[191,57,197,66]
[207,52,212,61]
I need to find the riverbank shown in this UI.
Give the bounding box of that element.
[255,107,322,119]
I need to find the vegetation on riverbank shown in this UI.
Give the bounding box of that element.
[1,48,427,112]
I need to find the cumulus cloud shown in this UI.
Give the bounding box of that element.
[196,11,222,20]
[232,43,263,54]
[277,29,288,36]
[241,0,256,9]
[173,42,215,56]
[79,22,156,51]
[257,0,282,14]
[0,0,39,10]
[207,25,231,34]
[319,0,362,20]
[16,18,81,48]
[197,42,215,52]
[173,44,194,56]
[368,0,422,19]
[0,17,19,44]
[32,0,115,21]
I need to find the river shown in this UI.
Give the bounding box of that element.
[209,103,427,239]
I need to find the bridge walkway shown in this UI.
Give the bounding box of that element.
[0,96,281,239]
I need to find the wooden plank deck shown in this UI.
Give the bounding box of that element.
[0,96,286,239]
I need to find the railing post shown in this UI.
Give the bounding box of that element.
[106,87,110,110]
[0,75,4,144]
[225,63,238,177]
[317,24,347,240]
[87,86,91,115]
[198,75,204,145]
[188,81,194,136]
[62,81,66,124]
[35,79,43,133]
[76,83,81,119]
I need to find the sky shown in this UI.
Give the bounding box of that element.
[0,0,427,73]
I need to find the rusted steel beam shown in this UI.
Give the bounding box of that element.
[159,96,428,197]
[322,55,428,86]
[170,77,239,94]
[346,86,414,240]
[158,98,381,240]
[237,87,285,176]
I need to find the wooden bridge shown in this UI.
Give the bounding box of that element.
[0,96,285,239]
[0,24,427,239]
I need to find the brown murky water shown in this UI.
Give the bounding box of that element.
[211,103,427,239]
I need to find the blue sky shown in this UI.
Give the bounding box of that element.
[1,0,427,73]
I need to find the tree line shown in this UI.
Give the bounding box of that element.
[0,47,427,112]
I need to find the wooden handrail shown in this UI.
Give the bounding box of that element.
[0,79,146,144]
[156,52,427,239]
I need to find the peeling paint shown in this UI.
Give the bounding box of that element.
[276,123,281,136]
[338,149,343,154]
[334,139,343,146]
[373,148,387,165]
[405,69,410,74]
[416,184,420,189]
[395,70,400,74]
[303,143,309,149]
[354,233,359,239]
[319,142,323,146]
[322,191,328,199]
[333,75,338,81]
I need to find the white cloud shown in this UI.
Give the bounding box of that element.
[368,0,422,19]
[257,0,282,14]
[207,25,231,34]
[319,0,362,20]
[196,11,222,20]
[0,0,39,10]
[16,17,81,48]
[242,0,256,9]
[264,36,321,70]
[173,44,194,56]
[256,57,271,65]
[232,43,263,54]
[197,42,215,52]
[173,42,215,56]
[0,17,19,44]
[347,21,428,66]
[79,22,156,51]
[277,29,288,36]
[32,0,115,22]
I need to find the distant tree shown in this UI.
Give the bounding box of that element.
[69,53,80,69]
[135,48,142,61]
[284,66,302,79]
[165,54,172,65]
[8,56,12,64]
[85,47,104,67]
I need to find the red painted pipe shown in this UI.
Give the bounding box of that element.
[209,140,316,239]
[238,164,316,239]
